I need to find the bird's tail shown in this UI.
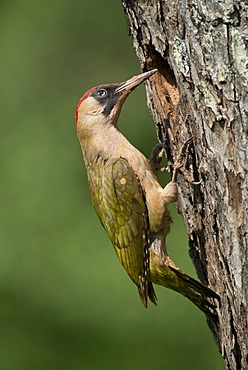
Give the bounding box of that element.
[149,252,220,316]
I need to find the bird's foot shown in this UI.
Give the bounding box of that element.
[151,137,199,204]
[149,143,166,177]
[160,137,195,204]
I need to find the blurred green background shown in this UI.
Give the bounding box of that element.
[0,1,224,369]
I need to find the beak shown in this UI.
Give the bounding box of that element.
[115,69,158,94]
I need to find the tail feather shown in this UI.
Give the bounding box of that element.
[137,280,157,308]
[148,281,158,305]
[169,265,220,300]
[149,253,220,315]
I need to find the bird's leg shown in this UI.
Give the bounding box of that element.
[162,137,194,204]
[149,143,165,177]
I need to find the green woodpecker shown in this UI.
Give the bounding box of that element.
[76,69,219,314]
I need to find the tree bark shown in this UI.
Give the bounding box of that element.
[121,1,248,369]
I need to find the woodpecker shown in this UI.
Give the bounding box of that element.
[76,69,219,313]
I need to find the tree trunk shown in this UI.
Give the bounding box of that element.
[121,1,248,369]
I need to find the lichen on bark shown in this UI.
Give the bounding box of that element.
[121,1,248,369]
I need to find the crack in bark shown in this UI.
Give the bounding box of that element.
[121,1,248,369]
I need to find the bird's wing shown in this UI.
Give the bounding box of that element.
[98,157,154,307]
[102,158,146,245]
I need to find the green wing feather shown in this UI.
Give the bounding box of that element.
[88,156,156,307]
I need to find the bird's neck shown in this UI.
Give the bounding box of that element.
[78,122,130,163]
[77,117,153,184]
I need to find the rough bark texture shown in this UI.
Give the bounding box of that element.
[121,1,248,369]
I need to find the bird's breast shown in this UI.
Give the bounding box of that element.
[82,137,170,236]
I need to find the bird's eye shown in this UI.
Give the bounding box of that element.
[97,89,107,97]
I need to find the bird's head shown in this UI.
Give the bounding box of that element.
[76,69,158,139]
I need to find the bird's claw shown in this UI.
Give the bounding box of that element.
[150,137,200,185]
[149,143,166,176]
[192,179,202,186]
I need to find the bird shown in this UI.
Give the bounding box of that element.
[75,69,219,314]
